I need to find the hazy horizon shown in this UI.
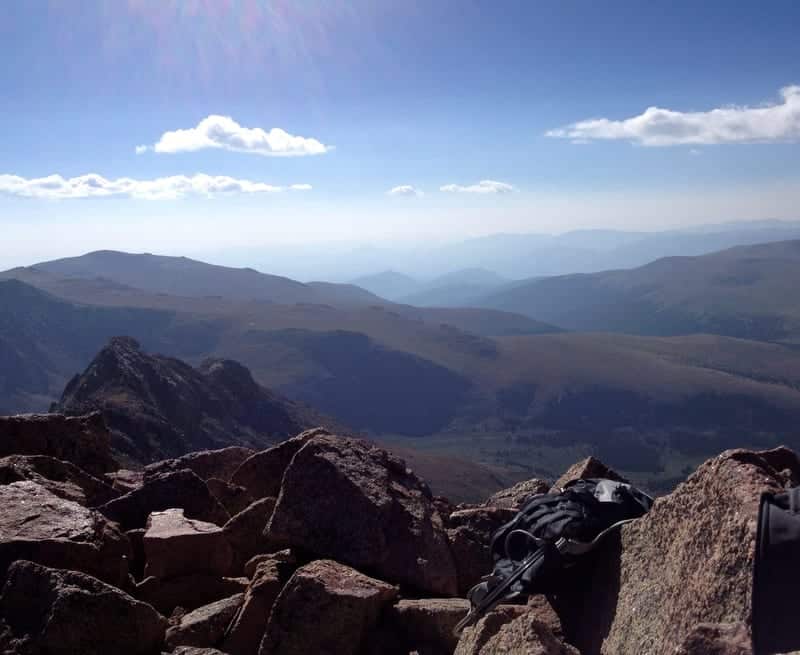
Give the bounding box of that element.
[3,2,800,270]
[4,217,800,283]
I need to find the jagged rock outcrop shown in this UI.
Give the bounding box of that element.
[143,508,233,579]
[0,454,119,506]
[1,420,797,655]
[0,481,130,586]
[53,337,326,464]
[0,560,166,655]
[0,411,117,476]
[166,593,245,649]
[266,434,458,596]
[99,468,230,530]
[485,477,550,509]
[230,428,329,500]
[258,559,398,655]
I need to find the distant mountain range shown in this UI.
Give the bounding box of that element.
[4,243,800,488]
[28,250,382,306]
[0,251,556,429]
[351,267,510,306]
[474,239,800,342]
[215,219,800,282]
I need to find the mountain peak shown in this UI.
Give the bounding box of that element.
[54,337,327,465]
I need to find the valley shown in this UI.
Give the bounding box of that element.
[4,243,800,497]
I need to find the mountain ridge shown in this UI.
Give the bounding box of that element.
[52,336,331,466]
[475,239,800,341]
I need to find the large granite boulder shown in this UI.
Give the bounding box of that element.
[266,434,458,596]
[231,429,329,500]
[0,481,130,586]
[143,508,233,579]
[258,559,397,655]
[553,447,799,654]
[145,446,255,483]
[166,593,245,649]
[0,560,166,655]
[99,468,230,531]
[0,454,119,506]
[0,412,117,476]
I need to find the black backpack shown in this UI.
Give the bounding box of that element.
[752,487,800,655]
[455,478,653,634]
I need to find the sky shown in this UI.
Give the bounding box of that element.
[2,0,800,267]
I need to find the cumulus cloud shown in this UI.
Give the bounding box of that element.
[440,180,515,194]
[140,115,330,156]
[289,183,312,191]
[546,85,800,146]
[387,185,423,197]
[0,173,311,200]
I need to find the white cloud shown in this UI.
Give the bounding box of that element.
[546,85,800,146]
[0,173,311,200]
[440,180,515,194]
[289,183,312,191]
[387,185,423,197]
[141,115,330,156]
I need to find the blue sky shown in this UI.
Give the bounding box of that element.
[2,0,800,266]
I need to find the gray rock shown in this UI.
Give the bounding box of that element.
[166,593,244,649]
[267,435,457,596]
[144,508,233,579]
[0,481,130,586]
[258,559,397,655]
[0,560,166,655]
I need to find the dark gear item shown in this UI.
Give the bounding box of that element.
[455,478,653,635]
[752,486,800,655]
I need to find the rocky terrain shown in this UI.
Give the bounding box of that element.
[52,337,332,466]
[1,411,794,654]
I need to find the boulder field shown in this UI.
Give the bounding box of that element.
[1,413,796,654]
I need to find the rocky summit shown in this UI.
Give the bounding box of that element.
[51,337,330,466]
[0,410,795,654]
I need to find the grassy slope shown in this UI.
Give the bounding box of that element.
[477,239,800,339]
